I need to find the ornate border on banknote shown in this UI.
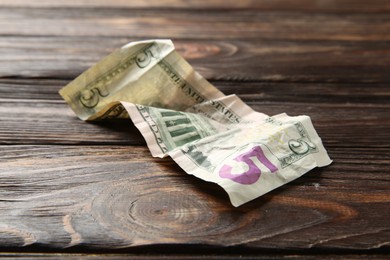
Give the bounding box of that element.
[78,42,159,109]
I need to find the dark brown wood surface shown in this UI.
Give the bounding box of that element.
[0,1,389,259]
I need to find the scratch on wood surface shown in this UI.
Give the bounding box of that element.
[62,214,82,246]
[307,228,390,249]
[0,225,36,246]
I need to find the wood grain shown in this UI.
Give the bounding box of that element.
[1,37,390,82]
[1,0,390,13]
[0,8,389,41]
[0,145,388,251]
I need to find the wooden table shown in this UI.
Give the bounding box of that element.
[0,1,389,258]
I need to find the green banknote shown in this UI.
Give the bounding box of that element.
[60,39,331,206]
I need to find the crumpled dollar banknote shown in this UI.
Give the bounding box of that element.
[60,39,332,206]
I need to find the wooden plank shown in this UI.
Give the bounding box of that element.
[1,79,389,103]
[0,253,389,260]
[1,0,390,13]
[0,92,389,146]
[0,99,143,145]
[0,8,389,41]
[1,37,390,82]
[0,145,388,250]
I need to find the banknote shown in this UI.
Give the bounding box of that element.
[60,39,332,206]
[59,39,228,121]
